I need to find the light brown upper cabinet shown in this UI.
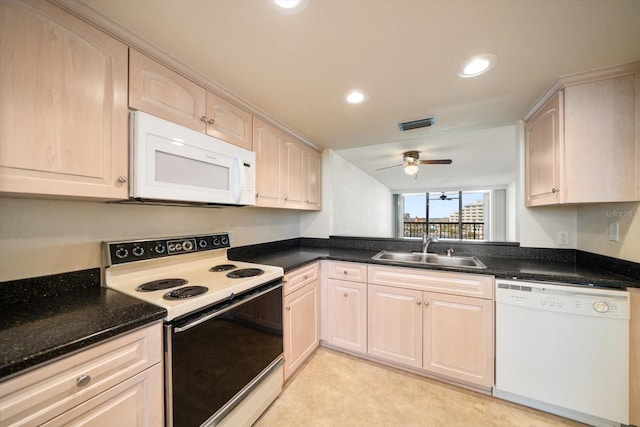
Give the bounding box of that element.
[282,134,306,209]
[525,64,640,206]
[282,133,322,210]
[303,147,322,210]
[254,118,322,210]
[205,92,253,151]
[254,118,284,208]
[0,0,129,200]
[129,49,253,150]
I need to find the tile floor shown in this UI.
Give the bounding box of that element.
[255,347,584,426]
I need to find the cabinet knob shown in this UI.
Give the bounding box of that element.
[200,116,208,123]
[552,188,559,193]
[424,301,429,307]
[117,175,127,183]
[76,374,91,387]
[286,306,291,311]
[256,193,259,198]
[343,270,348,275]
[284,197,288,201]
[343,292,348,297]
[208,118,215,125]
[303,275,308,280]
[417,301,421,305]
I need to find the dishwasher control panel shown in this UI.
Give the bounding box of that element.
[496,280,629,319]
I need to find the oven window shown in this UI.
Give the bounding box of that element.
[170,286,283,427]
[155,150,229,190]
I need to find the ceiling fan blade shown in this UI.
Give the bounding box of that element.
[417,159,452,165]
[375,163,404,171]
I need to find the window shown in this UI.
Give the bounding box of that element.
[397,191,488,240]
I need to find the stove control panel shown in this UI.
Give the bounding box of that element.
[105,233,231,265]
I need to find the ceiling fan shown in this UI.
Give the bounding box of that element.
[376,151,452,177]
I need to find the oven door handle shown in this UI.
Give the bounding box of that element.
[173,282,283,333]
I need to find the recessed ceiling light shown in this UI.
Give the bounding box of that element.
[344,89,368,104]
[457,54,497,78]
[271,0,308,13]
[273,0,300,8]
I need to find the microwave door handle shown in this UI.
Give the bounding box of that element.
[231,155,244,203]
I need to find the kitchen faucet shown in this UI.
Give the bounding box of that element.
[421,232,438,254]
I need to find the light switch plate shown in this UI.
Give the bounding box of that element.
[609,223,619,242]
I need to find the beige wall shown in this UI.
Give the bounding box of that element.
[301,150,394,238]
[577,202,640,263]
[0,197,301,282]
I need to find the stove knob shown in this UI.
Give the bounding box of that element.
[115,247,129,259]
[183,241,194,251]
[132,246,145,257]
[154,243,166,254]
[212,238,220,246]
[198,239,208,248]
[221,236,229,245]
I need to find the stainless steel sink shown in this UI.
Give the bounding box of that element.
[371,250,487,269]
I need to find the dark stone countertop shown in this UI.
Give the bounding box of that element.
[230,246,639,290]
[0,269,166,380]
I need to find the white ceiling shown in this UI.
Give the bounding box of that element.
[82,0,640,191]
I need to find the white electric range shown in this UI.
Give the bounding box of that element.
[103,233,285,427]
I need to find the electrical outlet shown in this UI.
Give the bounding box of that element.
[557,231,569,245]
[609,223,619,242]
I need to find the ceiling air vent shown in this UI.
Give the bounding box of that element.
[398,116,435,131]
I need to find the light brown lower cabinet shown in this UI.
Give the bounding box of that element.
[326,279,368,354]
[0,323,163,426]
[283,263,320,381]
[422,292,493,388]
[367,283,493,389]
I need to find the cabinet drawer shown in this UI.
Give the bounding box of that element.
[368,265,494,299]
[284,262,319,296]
[0,323,162,427]
[326,262,367,283]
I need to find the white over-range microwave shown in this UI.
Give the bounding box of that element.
[129,111,256,206]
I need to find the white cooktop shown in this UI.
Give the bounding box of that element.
[105,251,283,321]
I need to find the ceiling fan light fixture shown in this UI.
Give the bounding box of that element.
[457,54,497,78]
[404,164,419,175]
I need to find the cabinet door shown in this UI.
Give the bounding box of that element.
[129,49,206,132]
[367,284,422,368]
[303,148,322,210]
[283,281,320,381]
[205,92,253,150]
[326,279,367,354]
[423,292,493,388]
[254,118,283,207]
[525,91,563,206]
[0,0,128,200]
[282,134,305,209]
[564,75,637,203]
[41,364,163,427]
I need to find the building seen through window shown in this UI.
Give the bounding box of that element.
[398,191,488,240]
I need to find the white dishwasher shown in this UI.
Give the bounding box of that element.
[494,279,630,427]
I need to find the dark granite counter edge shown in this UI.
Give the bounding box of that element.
[0,269,167,380]
[2,311,166,379]
[229,238,640,289]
